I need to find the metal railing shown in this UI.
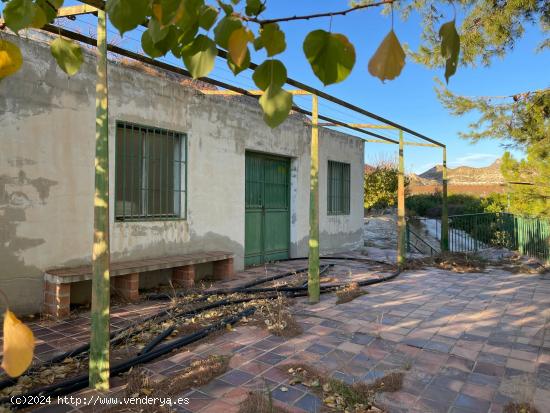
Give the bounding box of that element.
[405,212,550,263]
[406,225,440,256]
[448,213,550,263]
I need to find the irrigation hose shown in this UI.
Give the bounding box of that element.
[1,256,400,406]
[2,308,256,409]
[145,265,315,301]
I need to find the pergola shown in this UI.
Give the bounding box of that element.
[28,0,449,388]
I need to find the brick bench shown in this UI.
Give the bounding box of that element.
[43,251,234,318]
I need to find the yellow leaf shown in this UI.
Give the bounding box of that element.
[0,40,23,79]
[228,27,252,67]
[368,30,405,82]
[2,310,35,377]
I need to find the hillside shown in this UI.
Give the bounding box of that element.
[363,160,506,195]
[408,159,506,195]
[417,159,504,185]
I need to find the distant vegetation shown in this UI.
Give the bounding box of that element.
[408,184,505,197]
[363,161,508,217]
[363,162,409,211]
[406,193,507,218]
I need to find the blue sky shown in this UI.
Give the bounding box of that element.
[254,1,549,173]
[4,1,548,173]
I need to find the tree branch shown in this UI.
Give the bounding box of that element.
[236,0,396,25]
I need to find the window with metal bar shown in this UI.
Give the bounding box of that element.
[327,160,350,215]
[115,122,187,221]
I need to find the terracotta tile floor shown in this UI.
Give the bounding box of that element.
[5,251,550,413]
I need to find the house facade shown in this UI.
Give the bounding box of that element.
[0,33,365,314]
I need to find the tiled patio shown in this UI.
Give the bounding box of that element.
[7,255,550,413]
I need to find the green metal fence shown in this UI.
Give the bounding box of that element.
[406,225,440,256]
[447,212,550,263]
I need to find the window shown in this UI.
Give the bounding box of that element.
[115,122,186,221]
[327,160,350,215]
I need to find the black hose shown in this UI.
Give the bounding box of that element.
[136,266,400,359]
[150,264,333,300]
[192,268,399,295]
[1,256,399,402]
[0,308,175,391]
[283,255,393,266]
[137,326,175,355]
[145,266,315,301]
[3,308,256,409]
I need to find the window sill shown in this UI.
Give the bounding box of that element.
[115,217,187,223]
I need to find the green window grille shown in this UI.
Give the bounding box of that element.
[115,122,187,221]
[327,160,350,215]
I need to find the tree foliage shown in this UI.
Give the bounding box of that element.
[0,0,472,127]
[437,84,549,216]
[403,0,549,67]
[0,0,547,129]
[502,151,550,217]
[364,162,409,210]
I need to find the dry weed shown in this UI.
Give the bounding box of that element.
[336,282,368,304]
[407,252,487,273]
[282,363,402,412]
[257,295,302,338]
[105,355,230,412]
[503,402,539,413]
[238,390,292,413]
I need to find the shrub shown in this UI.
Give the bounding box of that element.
[406,192,506,217]
[364,161,409,211]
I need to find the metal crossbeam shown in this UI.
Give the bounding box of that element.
[57,5,98,17]
[319,122,396,129]
[200,89,310,96]
[76,0,446,149]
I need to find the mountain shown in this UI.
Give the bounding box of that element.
[417,159,504,185]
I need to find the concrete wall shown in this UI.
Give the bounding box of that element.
[0,33,364,314]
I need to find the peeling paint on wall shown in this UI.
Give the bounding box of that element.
[1,32,365,314]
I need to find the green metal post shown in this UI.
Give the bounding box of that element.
[308,94,320,304]
[89,9,110,390]
[441,147,449,252]
[397,130,406,269]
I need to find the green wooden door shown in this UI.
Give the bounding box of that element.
[245,152,290,266]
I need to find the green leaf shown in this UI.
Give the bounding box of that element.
[30,4,48,29]
[199,5,218,30]
[439,20,460,83]
[142,27,178,58]
[227,48,250,74]
[3,0,34,33]
[259,86,292,128]
[368,30,406,82]
[177,23,199,48]
[182,34,217,78]
[106,0,150,36]
[256,23,286,56]
[214,16,242,49]
[36,0,63,22]
[151,0,188,26]
[228,27,253,67]
[217,1,234,15]
[148,18,170,44]
[141,30,165,58]
[303,30,355,86]
[252,59,287,91]
[245,0,266,16]
[50,38,83,76]
[176,0,204,28]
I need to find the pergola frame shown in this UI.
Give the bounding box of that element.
[28,1,449,389]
